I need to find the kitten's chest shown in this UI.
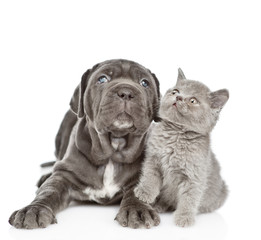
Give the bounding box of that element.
[155,133,189,160]
[161,139,188,167]
[155,133,200,174]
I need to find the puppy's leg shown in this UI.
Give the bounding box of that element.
[36,172,52,188]
[9,172,72,229]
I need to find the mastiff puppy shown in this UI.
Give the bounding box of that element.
[9,59,161,229]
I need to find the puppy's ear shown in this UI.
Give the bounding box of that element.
[70,70,90,118]
[70,64,99,118]
[149,71,161,122]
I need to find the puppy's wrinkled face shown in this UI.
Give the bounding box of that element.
[84,60,159,136]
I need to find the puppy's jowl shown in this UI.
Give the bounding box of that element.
[135,69,229,227]
[9,59,161,229]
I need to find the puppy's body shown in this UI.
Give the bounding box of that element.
[135,69,228,227]
[9,59,161,229]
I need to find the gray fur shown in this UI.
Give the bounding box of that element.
[9,59,161,229]
[134,69,229,227]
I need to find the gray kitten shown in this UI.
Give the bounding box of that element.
[134,69,229,227]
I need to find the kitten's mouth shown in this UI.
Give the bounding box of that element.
[173,102,177,108]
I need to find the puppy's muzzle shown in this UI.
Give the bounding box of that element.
[117,87,134,101]
[113,83,141,101]
[109,83,142,130]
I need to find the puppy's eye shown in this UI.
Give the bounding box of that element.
[172,89,179,95]
[140,79,149,88]
[97,75,109,84]
[190,97,198,104]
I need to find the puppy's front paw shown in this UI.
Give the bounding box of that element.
[9,204,57,229]
[174,211,195,227]
[134,186,155,204]
[115,201,160,229]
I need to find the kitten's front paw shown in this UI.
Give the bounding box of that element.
[174,211,195,227]
[134,186,155,204]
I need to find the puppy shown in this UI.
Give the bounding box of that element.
[9,59,161,229]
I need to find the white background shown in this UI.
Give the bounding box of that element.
[1,0,260,239]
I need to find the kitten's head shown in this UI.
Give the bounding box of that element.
[159,69,229,134]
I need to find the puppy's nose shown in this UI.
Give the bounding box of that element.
[117,88,134,100]
[176,96,183,101]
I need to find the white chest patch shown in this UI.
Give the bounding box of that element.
[83,160,120,203]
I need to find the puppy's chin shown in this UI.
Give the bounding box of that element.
[113,120,133,129]
[112,112,134,129]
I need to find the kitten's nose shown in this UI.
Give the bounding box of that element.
[176,96,183,101]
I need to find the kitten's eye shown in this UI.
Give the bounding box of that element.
[140,79,149,88]
[97,75,109,84]
[190,98,198,104]
[172,89,179,95]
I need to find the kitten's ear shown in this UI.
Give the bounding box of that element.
[209,89,229,109]
[177,68,186,82]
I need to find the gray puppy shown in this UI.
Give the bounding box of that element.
[134,69,228,227]
[9,59,161,229]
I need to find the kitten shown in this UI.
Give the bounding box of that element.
[134,69,229,227]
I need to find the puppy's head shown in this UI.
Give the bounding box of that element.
[70,59,160,136]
